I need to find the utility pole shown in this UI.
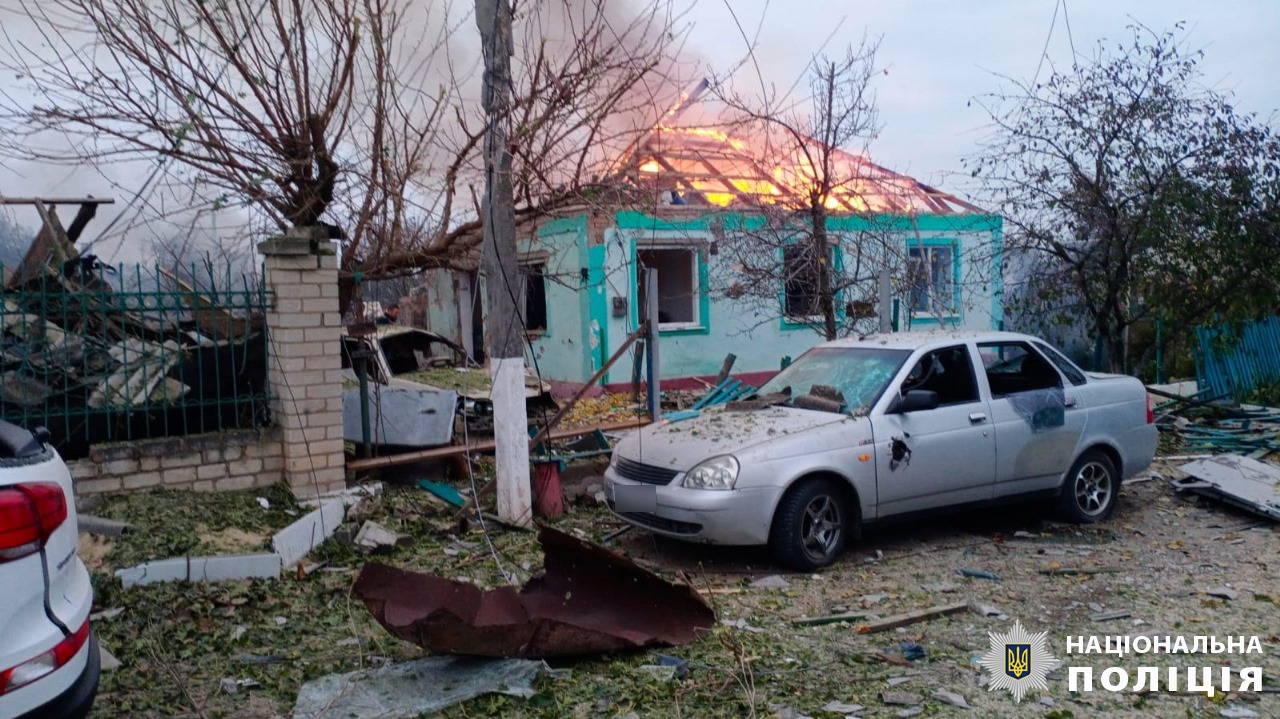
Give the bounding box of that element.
[476,0,531,527]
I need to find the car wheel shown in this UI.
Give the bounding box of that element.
[769,478,851,571]
[1058,449,1118,523]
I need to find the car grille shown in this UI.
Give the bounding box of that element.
[614,457,679,485]
[615,510,702,535]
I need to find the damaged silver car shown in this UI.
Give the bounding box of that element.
[605,331,1158,570]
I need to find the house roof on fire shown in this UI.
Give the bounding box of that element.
[610,81,982,215]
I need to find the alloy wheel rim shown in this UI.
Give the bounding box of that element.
[1074,462,1112,516]
[801,495,842,561]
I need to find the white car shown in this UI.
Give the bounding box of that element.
[606,331,1159,570]
[0,422,99,718]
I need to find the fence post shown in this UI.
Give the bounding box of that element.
[258,226,346,498]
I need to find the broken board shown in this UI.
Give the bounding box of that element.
[1176,454,1280,521]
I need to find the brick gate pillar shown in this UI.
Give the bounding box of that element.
[259,226,347,498]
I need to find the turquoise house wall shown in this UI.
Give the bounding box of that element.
[418,210,1003,386]
[521,216,590,380]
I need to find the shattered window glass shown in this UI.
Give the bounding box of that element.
[756,347,910,415]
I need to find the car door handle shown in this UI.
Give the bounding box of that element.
[969,412,987,423]
[1064,397,1078,408]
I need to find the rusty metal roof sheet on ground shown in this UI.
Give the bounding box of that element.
[1175,454,1280,521]
[353,525,716,658]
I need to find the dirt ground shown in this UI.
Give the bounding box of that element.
[81,459,1278,719]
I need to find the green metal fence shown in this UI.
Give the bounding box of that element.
[0,260,272,460]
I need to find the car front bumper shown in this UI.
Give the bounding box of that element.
[603,466,782,546]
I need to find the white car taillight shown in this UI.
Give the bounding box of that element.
[0,619,90,695]
[0,482,68,563]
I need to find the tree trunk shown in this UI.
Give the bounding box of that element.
[810,201,837,340]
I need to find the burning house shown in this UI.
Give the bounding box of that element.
[416,86,1004,390]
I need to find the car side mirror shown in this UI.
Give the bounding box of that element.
[891,389,939,414]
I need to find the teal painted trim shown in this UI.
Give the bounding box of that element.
[989,220,1005,330]
[536,215,588,237]
[587,241,609,385]
[905,236,963,328]
[615,209,769,234]
[827,213,1003,234]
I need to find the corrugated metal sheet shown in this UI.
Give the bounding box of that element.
[1196,316,1280,400]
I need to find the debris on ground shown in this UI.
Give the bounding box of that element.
[856,602,969,634]
[1088,609,1131,622]
[792,610,871,627]
[272,498,346,568]
[821,700,863,714]
[1206,585,1240,600]
[1038,567,1121,576]
[419,478,467,507]
[116,552,282,588]
[932,689,971,709]
[353,525,715,658]
[880,691,923,706]
[353,520,411,554]
[78,514,131,537]
[957,567,1001,581]
[1175,454,1280,521]
[749,574,791,589]
[99,644,122,671]
[291,656,545,719]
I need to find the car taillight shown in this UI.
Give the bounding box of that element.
[0,483,68,563]
[0,619,90,696]
[1146,394,1155,424]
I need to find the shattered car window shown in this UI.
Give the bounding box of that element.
[756,347,910,415]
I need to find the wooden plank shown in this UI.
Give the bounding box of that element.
[527,326,646,450]
[854,602,969,635]
[346,418,650,472]
[792,611,872,627]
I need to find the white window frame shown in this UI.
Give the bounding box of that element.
[636,241,703,331]
[907,243,959,319]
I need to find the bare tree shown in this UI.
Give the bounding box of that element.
[0,0,688,311]
[705,36,983,340]
[967,24,1280,373]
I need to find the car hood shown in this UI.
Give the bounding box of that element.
[615,405,852,471]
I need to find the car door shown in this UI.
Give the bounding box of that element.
[871,343,996,516]
[977,341,1086,497]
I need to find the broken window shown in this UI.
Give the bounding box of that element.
[637,246,700,328]
[520,262,548,333]
[900,344,979,406]
[1034,341,1088,386]
[782,244,821,318]
[907,244,956,315]
[978,342,1063,397]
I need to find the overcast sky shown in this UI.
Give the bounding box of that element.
[0,0,1277,255]
[677,0,1280,192]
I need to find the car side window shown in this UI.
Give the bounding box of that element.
[900,345,980,406]
[1033,341,1088,386]
[978,342,1063,398]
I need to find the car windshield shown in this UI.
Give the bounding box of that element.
[755,347,911,415]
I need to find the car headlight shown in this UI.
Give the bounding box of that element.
[682,455,740,490]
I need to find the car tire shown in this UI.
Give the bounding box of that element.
[769,478,851,571]
[1057,449,1119,523]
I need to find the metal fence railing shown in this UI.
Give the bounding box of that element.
[0,260,272,460]
[1195,315,1280,401]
